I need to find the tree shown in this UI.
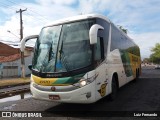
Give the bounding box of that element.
[149,43,160,64]
[143,58,150,64]
[118,26,128,34]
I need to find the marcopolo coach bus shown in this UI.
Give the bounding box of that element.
[21,14,141,103]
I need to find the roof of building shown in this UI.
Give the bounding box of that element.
[0,54,21,63]
[0,42,19,56]
[0,41,34,49]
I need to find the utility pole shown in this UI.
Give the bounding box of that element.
[16,8,27,78]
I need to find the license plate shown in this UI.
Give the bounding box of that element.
[49,95,60,100]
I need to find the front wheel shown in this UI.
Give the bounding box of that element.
[110,76,118,101]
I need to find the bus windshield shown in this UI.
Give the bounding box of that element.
[32,20,95,73]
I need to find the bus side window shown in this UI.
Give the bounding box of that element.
[94,37,104,61]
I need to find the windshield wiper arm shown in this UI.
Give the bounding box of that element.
[39,44,52,72]
[60,51,69,71]
[59,41,69,71]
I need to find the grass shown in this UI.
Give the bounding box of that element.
[0,77,30,87]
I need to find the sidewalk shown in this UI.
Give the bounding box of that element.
[0,77,30,89]
[0,77,31,99]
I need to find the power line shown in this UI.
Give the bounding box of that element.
[0,0,48,23]
[0,1,17,11]
[0,2,19,22]
[23,12,47,23]
[26,8,49,21]
[6,0,49,21]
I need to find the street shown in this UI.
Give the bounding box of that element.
[0,66,160,119]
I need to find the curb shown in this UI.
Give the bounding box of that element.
[0,82,30,89]
[0,88,30,99]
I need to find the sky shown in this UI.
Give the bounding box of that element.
[0,0,160,59]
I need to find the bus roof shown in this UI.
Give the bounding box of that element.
[43,13,137,47]
[44,14,111,27]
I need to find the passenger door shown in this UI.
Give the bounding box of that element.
[94,37,109,100]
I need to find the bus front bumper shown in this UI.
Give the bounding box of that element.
[30,81,96,104]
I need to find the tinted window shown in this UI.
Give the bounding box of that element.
[96,18,110,57]
[94,37,104,61]
[110,24,140,56]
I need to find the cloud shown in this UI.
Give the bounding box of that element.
[0,0,160,59]
[0,0,78,41]
[46,0,76,5]
[78,0,112,14]
[129,32,160,59]
[36,0,76,6]
[0,15,20,41]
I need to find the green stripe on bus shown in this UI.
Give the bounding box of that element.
[52,73,85,85]
[120,50,133,77]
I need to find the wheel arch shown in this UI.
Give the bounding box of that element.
[112,72,119,89]
[109,72,119,101]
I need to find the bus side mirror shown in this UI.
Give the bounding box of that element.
[28,64,32,70]
[20,35,39,52]
[89,24,104,45]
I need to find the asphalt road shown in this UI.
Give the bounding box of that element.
[0,66,160,120]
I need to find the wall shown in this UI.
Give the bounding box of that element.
[0,55,33,78]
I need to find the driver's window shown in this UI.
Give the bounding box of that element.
[95,37,101,61]
[94,37,104,61]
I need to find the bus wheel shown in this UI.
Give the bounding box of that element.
[110,76,118,101]
[134,69,139,82]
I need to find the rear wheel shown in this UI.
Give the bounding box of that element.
[134,69,139,82]
[110,76,118,101]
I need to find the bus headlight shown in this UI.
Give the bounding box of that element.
[74,73,98,88]
[79,79,87,87]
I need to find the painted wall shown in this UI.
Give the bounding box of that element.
[0,54,33,78]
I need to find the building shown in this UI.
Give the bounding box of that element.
[0,41,33,78]
[0,42,19,56]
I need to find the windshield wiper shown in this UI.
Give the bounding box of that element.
[39,44,52,72]
[48,43,52,61]
[59,41,69,71]
[39,51,49,72]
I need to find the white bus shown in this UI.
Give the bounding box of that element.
[21,14,141,103]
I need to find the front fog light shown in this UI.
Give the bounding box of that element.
[80,80,87,87]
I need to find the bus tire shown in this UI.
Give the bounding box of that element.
[134,69,139,82]
[110,76,118,101]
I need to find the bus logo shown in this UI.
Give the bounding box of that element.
[39,80,50,84]
[98,83,107,97]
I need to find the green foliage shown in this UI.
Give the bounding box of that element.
[151,43,160,58]
[119,26,128,34]
[149,43,160,63]
[143,58,150,63]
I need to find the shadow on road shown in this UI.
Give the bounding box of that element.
[44,81,139,117]
[44,77,160,117]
